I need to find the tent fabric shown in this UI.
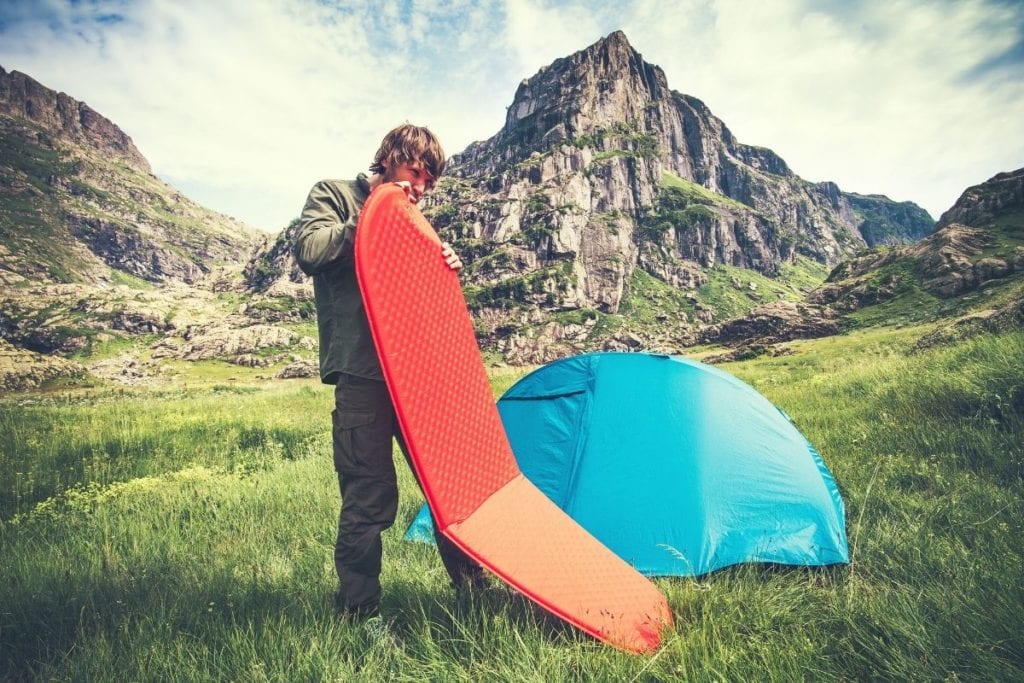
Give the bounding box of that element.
[405,351,848,577]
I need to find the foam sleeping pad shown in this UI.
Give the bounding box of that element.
[354,184,672,653]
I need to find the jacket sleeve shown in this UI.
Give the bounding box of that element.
[293,180,357,276]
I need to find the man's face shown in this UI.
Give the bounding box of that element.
[384,160,436,204]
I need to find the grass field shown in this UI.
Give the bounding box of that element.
[1,329,1022,681]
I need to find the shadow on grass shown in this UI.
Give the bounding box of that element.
[383,576,579,653]
[0,567,347,681]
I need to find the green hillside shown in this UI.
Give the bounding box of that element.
[0,109,262,286]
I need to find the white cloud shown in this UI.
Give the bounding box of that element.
[1,0,1021,229]
[621,0,1024,216]
[502,0,605,77]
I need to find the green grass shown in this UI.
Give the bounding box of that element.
[569,121,660,162]
[620,267,695,327]
[840,264,1024,332]
[0,381,328,519]
[2,329,1022,680]
[695,263,820,321]
[108,270,156,290]
[778,255,831,293]
[660,171,750,211]
[73,331,157,362]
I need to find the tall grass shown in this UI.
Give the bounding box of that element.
[1,330,1022,680]
[0,383,329,519]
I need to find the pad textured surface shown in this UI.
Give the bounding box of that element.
[355,184,672,653]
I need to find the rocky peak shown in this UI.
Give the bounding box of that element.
[505,30,666,139]
[937,167,1024,230]
[456,31,668,172]
[0,65,150,174]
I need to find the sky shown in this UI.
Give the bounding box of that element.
[0,0,1022,233]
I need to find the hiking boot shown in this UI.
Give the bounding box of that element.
[334,591,379,621]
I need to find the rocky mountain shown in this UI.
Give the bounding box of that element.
[243,218,310,298]
[704,167,1024,355]
[0,66,320,391]
[0,65,264,287]
[0,33,948,390]
[402,31,932,360]
[244,31,933,363]
[812,168,1023,308]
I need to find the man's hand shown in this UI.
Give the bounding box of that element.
[391,180,421,204]
[441,243,462,271]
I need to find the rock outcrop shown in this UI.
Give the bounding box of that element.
[700,168,1024,349]
[914,295,1024,351]
[936,169,1024,230]
[276,359,319,379]
[701,300,840,346]
[243,218,313,298]
[0,338,84,391]
[179,324,315,361]
[0,66,150,173]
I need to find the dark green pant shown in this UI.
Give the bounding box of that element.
[332,373,483,615]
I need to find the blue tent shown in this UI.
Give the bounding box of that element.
[406,352,848,576]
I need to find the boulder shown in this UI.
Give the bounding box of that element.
[701,300,839,346]
[276,360,319,379]
[179,324,301,360]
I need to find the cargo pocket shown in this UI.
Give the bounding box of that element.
[332,409,377,474]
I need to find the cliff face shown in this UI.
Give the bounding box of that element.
[236,32,942,362]
[0,66,151,174]
[243,218,310,298]
[845,192,935,246]
[0,65,263,286]
[411,31,932,358]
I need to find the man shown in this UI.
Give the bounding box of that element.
[293,123,484,621]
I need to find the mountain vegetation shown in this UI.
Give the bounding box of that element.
[0,66,312,390]
[701,167,1024,359]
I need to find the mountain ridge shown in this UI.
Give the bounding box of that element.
[401,31,934,361]
[0,64,263,287]
[5,34,1012,391]
[0,65,150,174]
[703,167,1024,357]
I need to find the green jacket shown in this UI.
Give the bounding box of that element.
[293,174,381,383]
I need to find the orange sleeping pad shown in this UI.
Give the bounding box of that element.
[355,184,672,653]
